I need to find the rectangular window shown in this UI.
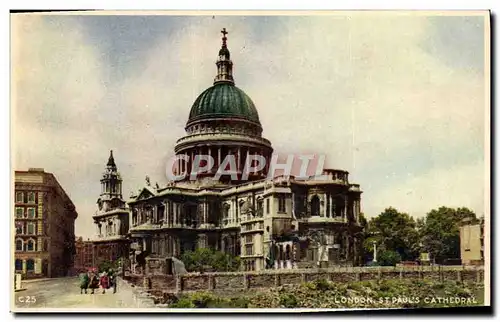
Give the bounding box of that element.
[27,222,36,235]
[266,199,270,214]
[245,245,253,256]
[16,192,24,203]
[27,208,36,218]
[27,192,36,203]
[278,196,286,213]
[15,207,24,218]
[245,235,253,244]
[15,222,23,235]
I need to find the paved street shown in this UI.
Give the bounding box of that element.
[14,276,148,309]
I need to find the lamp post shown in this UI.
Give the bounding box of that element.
[372,241,378,263]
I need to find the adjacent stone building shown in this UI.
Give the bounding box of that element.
[127,30,364,273]
[91,151,130,267]
[73,236,94,273]
[460,218,484,265]
[14,168,78,278]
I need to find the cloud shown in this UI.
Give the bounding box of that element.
[367,159,485,218]
[11,14,487,237]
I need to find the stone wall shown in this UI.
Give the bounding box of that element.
[137,266,484,295]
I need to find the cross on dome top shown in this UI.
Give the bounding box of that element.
[221,28,228,47]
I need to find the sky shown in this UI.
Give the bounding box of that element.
[11,13,488,238]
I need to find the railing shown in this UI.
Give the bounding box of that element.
[175,132,272,148]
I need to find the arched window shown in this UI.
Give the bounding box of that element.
[239,200,245,215]
[311,195,320,217]
[15,259,22,271]
[15,239,23,251]
[256,198,264,217]
[26,239,35,251]
[223,203,230,221]
[26,259,35,271]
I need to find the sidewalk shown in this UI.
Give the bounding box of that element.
[22,276,74,284]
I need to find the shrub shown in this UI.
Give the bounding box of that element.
[169,297,195,308]
[279,294,298,308]
[378,250,402,266]
[180,248,241,272]
[314,279,333,291]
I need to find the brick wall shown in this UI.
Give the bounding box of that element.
[137,266,484,295]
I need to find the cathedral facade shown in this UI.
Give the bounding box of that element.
[127,29,364,273]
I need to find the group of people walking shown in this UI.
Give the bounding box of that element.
[79,269,117,294]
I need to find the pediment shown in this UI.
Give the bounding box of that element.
[136,187,156,200]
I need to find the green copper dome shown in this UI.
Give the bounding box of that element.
[188,83,260,124]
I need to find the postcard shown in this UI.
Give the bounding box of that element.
[10,10,490,312]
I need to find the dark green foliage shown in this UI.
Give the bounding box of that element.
[420,207,477,263]
[378,250,402,266]
[180,248,241,272]
[98,259,119,273]
[364,207,420,262]
[167,279,483,308]
[169,292,250,308]
[279,293,298,308]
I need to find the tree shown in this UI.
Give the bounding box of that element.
[180,248,241,272]
[420,207,477,264]
[364,207,420,262]
[378,250,402,266]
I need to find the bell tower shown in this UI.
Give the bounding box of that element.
[92,150,130,266]
[98,150,124,212]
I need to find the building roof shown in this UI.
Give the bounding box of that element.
[187,83,260,124]
[186,28,261,126]
[15,168,78,217]
[107,150,116,169]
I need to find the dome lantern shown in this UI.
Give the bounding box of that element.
[214,28,234,85]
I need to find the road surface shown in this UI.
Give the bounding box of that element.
[13,276,151,310]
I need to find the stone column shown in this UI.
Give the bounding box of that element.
[329,194,333,217]
[344,196,348,221]
[204,202,208,224]
[246,148,250,171]
[237,147,241,173]
[173,202,177,226]
[208,146,212,173]
[218,147,221,170]
[254,151,258,175]
[22,260,27,273]
[323,193,328,217]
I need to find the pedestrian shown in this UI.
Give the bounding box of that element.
[100,271,109,294]
[88,271,99,294]
[108,269,117,294]
[79,272,89,294]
